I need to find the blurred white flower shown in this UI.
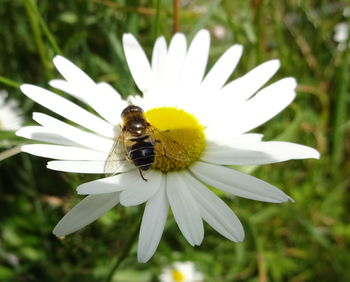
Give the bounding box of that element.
[343,7,350,18]
[0,90,23,131]
[334,22,349,43]
[17,30,319,263]
[334,22,349,50]
[159,261,203,282]
[212,25,226,39]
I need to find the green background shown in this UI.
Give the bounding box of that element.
[0,0,349,281]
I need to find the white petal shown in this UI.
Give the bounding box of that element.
[49,79,84,101]
[47,160,106,173]
[49,80,125,126]
[200,44,243,93]
[32,112,113,152]
[16,126,79,146]
[178,30,210,92]
[48,159,133,174]
[20,84,115,138]
[120,170,164,206]
[183,171,244,241]
[53,193,120,236]
[257,141,320,161]
[77,171,139,194]
[166,172,204,246]
[123,33,152,93]
[52,56,126,125]
[151,36,167,94]
[164,33,187,94]
[202,140,320,165]
[231,78,297,134]
[137,185,169,263]
[95,82,127,125]
[206,133,264,148]
[220,59,280,101]
[21,144,108,160]
[190,162,293,203]
[201,145,268,165]
[51,57,98,105]
[53,56,96,87]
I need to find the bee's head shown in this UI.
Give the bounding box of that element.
[121,105,144,118]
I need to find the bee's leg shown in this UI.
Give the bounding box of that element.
[139,169,148,181]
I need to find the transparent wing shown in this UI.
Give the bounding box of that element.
[147,125,190,162]
[104,131,134,176]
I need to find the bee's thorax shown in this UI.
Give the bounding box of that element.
[122,112,148,136]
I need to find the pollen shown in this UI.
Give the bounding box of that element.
[145,107,206,172]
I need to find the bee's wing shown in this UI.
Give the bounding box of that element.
[104,131,134,176]
[147,125,190,162]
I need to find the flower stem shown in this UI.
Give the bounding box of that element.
[331,37,349,175]
[0,146,22,161]
[154,0,162,39]
[0,76,20,89]
[25,0,62,55]
[173,0,180,33]
[105,216,142,282]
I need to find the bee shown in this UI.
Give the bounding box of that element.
[104,105,188,181]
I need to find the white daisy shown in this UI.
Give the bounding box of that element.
[334,22,349,44]
[0,90,23,131]
[212,25,226,39]
[159,261,203,282]
[17,30,319,263]
[334,22,349,50]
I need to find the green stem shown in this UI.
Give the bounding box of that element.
[105,217,142,282]
[0,76,21,88]
[0,146,22,162]
[154,0,162,39]
[222,0,236,41]
[26,0,62,55]
[253,0,265,63]
[23,0,50,72]
[332,39,349,175]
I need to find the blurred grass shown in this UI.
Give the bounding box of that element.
[0,0,349,281]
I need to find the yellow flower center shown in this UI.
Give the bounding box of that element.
[171,269,185,282]
[145,107,206,172]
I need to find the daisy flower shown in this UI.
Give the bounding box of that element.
[159,261,203,282]
[0,90,23,131]
[334,22,349,44]
[17,30,319,263]
[334,22,350,51]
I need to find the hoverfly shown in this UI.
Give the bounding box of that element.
[104,105,189,181]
